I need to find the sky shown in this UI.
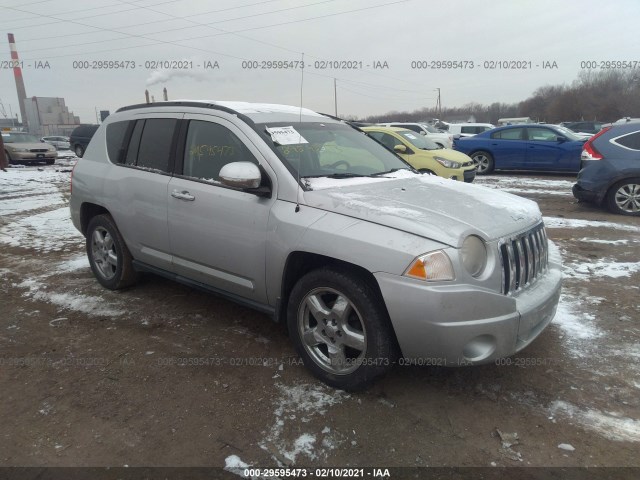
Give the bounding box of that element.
[1,0,640,124]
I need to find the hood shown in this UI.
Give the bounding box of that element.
[6,142,55,150]
[302,172,542,247]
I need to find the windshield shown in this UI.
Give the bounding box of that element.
[2,132,41,143]
[421,124,440,133]
[258,122,411,179]
[553,125,582,141]
[397,130,440,150]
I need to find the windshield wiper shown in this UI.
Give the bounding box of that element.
[303,172,367,179]
[368,168,409,177]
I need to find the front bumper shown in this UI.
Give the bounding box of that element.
[9,151,57,161]
[463,168,476,183]
[375,257,562,365]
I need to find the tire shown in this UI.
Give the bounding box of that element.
[46,159,55,165]
[5,150,14,165]
[287,267,396,391]
[605,178,640,216]
[74,144,85,157]
[86,214,138,289]
[471,150,494,174]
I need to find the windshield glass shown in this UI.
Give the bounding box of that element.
[258,122,411,179]
[420,124,440,133]
[2,132,41,143]
[553,125,582,141]
[397,130,440,150]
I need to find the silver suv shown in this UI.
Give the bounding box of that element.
[70,101,562,390]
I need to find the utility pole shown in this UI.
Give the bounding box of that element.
[435,88,442,120]
[334,78,338,117]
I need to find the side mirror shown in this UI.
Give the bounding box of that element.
[219,162,262,189]
[419,131,427,135]
[393,144,407,153]
[556,136,566,143]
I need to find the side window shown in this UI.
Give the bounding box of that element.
[492,128,524,140]
[182,120,257,182]
[137,118,177,172]
[461,126,474,134]
[527,128,559,142]
[106,121,131,163]
[613,131,640,150]
[124,120,144,166]
[375,133,403,152]
[404,125,422,134]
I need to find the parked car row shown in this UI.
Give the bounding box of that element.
[377,122,453,148]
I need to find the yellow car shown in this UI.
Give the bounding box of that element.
[362,126,476,182]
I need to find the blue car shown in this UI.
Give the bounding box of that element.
[454,124,586,174]
[573,121,640,216]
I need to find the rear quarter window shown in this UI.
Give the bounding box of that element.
[612,131,640,151]
[106,121,131,163]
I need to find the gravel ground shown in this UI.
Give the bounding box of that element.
[0,163,638,478]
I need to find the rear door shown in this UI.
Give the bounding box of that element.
[104,114,181,270]
[167,114,276,304]
[488,127,526,168]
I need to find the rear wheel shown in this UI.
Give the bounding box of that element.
[471,150,494,174]
[74,144,84,157]
[605,178,640,216]
[287,267,396,391]
[86,214,138,289]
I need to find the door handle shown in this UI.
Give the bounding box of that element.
[171,190,195,201]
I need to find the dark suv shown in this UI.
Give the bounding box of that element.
[561,121,604,135]
[573,121,640,215]
[69,124,99,157]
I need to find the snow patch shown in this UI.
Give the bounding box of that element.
[552,294,602,356]
[0,207,83,252]
[550,400,640,442]
[544,217,640,233]
[563,260,640,280]
[261,383,348,465]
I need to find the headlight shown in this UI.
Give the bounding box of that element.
[434,156,462,169]
[404,250,454,281]
[461,235,487,277]
[9,147,28,152]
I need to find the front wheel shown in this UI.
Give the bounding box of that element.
[74,145,85,157]
[86,214,138,289]
[287,267,396,391]
[605,178,640,216]
[471,150,494,174]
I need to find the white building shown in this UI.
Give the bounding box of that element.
[24,97,80,136]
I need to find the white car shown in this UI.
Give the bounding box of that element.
[41,135,70,150]
[377,122,453,148]
[443,123,495,138]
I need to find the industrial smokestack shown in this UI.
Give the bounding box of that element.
[163,87,168,101]
[7,34,28,129]
[145,89,150,104]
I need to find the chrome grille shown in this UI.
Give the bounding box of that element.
[499,224,548,295]
[30,148,49,153]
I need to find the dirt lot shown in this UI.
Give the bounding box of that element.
[0,163,638,477]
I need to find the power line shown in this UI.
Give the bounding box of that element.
[0,0,183,29]
[13,1,409,60]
